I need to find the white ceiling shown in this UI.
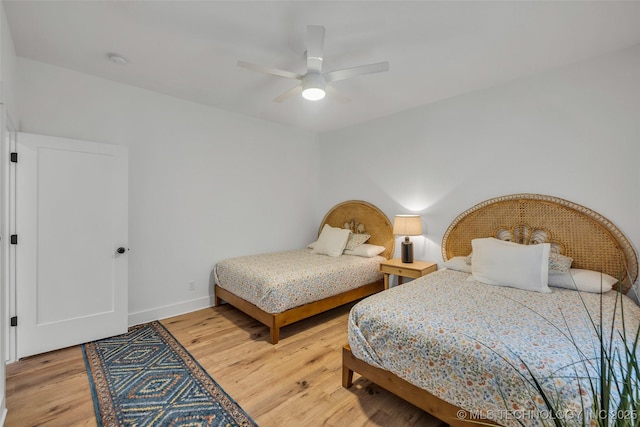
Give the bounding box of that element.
[5,1,640,132]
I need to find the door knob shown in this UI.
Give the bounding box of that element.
[117,247,126,254]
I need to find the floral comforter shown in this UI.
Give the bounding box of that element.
[348,269,640,426]
[215,249,384,314]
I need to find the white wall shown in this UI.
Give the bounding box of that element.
[17,58,320,324]
[0,1,18,422]
[319,44,640,299]
[0,2,15,120]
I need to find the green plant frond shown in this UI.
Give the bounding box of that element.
[618,323,640,368]
[520,362,566,427]
[559,308,602,371]
[495,382,528,427]
[571,363,589,427]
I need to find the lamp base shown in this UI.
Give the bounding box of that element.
[401,237,414,263]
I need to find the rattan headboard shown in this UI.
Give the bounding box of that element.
[442,194,638,294]
[319,200,395,260]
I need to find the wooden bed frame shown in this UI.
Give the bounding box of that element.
[214,200,395,344]
[342,193,638,426]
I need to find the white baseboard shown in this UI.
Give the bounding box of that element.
[128,295,215,326]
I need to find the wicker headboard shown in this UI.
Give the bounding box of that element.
[319,200,395,260]
[442,194,638,294]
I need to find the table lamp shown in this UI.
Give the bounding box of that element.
[393,215,423,263]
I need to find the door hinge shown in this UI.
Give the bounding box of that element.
[10,234,17,245]
[10,152,17,163]
[10,316,17,327]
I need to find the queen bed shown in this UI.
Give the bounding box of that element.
[214,200,395,344]
[342,194,640,426]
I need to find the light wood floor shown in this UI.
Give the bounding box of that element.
[5,302,446,427]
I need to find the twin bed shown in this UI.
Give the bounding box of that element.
[214,194,640,426]
[214,200,395,344]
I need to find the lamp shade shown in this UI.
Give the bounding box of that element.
[392,215,422,236]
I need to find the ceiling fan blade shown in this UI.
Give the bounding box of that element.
[273,85,303,103]
[325,85,350,104]
[306,25,325,73]
[237,60,302,80]
[325,61,390,83]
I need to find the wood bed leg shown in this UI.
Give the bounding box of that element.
[213,285,222,307]
[270,326,279,344]
[342,365,354,388]
[342,345,354,388]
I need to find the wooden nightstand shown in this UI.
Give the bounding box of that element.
[379,258,438,290]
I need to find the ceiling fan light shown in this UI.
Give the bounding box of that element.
[302,87,326,101]
[301,73,326,101]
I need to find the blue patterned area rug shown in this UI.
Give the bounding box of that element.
[82,321,257,427]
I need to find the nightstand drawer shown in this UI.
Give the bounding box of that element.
[380,265,424,278]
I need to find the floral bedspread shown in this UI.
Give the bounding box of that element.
[348,269,640,426]
[215,249,384,314]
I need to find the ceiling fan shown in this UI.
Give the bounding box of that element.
[238,25,390,103]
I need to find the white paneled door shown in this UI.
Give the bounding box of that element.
[15,133,128,359]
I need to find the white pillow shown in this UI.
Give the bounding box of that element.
[343,244,386,258]
[312,224,351,257]
[548,268,618,293]
[468,251,572,272]
[443,256,472,273]
[471,237,551,293]
[307,240,317,249]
